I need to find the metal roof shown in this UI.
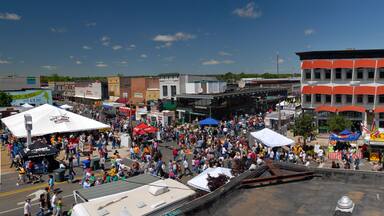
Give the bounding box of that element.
[75,174,161,201]
[176,88,286,100]
[296,49,384,60]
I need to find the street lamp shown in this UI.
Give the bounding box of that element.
[24,114,32,150]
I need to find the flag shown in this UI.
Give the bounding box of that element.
[371,119,377,132]
[360,122,370,133]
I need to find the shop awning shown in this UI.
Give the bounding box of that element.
[374,107,384,113]
[301,60,313,69]
[333,86,353,95]
[312,60,333,69]
[163,102,177,110]
[355,59,376,68]
[354,86,376,95]
[315,105,337,113]
[332,60,353,68]
[301,86,313,94]
[377,59,384,68]
[337,105,366,113]
[312,86,333,94]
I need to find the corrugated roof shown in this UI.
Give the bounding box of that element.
[75,174,161,201]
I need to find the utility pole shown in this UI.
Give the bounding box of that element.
[276,53,279,75]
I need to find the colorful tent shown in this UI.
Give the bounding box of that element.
[144,126,158,134]
[250,128,295,147]
[198,117,219,126]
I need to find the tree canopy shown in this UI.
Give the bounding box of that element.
[0,92,13,107]
[292,113,317,144]
[327,114,352,133]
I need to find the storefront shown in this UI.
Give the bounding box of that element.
[149,110,175,126]
[365,130,384,162]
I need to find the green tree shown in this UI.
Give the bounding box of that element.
[327,114,352,133]
[0,92,12,107]
[292,113,317,145]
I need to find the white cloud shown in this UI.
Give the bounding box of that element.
[96,62,108,67]
[304,28,315,36]
[41,65,57,70]
[50,27,67,33]
[218,51,232,56]
[140,54,148,58]
[0,59,11,64]
[120,60,128,64]
[202,59,235,65]
[0,12,21,21]
[85,22,96,27]
[278,58,284,64]
[126,44,136,50]
[112,45,123,50]
[100,36,111,46]
[233,2,262,18]
[75,60,82,65]
[82,45,92,50]
[153,32,195,48]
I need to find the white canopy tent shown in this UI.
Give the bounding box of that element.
[250,128,295,148]
[21,103,34,108]
[187,167,233,192]
[1,104,110,138]
[60,104,73,110]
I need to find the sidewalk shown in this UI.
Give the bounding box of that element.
[1,149,14,175]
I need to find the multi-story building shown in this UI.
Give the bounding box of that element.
[238,78,301,96]
[159,73,217,100]
[130,77,159,104]
[47,81,75,100]
[0,75,40,91]
[297,49,384,132]
[74,80,108,103]
[107,76,131,100]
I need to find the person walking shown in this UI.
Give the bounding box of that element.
[48,175,55,192]
[183,158,192,176]
[23,198,31,216]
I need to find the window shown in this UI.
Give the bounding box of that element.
[356,95,363,103]
[368,95,374,103]
[325,95,331,103]
[305,70,311,79]
[346,95,352,103]
[357,69,364,79]
[379,68,384,79]
[335,94,342,103]
[380,113,384,119]
[325,69,331,79]
[346,69,352,79]
[315,94,321,103]
[380,95,384,103]
[368,69,375,79]
[171,85,177,97]
[162,85,168,97]
[314,69,321,79]
[335,69,342,79]
[305,95,311,103]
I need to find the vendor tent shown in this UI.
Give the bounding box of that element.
[1,104,110,138]
[187,167,233,192]
[19,141,59,159]
[199,117,219,126]
[60,104,73,110]
[22,103,34,108]
[250,128,294,147]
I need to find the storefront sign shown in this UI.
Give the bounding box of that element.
[134,92,143,98]
[8,89,53,106]
[75,82,102,99]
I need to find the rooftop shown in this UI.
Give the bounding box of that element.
[296,49,384,60]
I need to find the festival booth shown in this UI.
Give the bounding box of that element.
[187,167,233,192]
[133,123,158,136]
[198,117,219,127]
[328,130,362,160]
[19,141,59,171]
[364,128,384,162]
[149,110,176,126]
[135,106,148,121]
[118,107,136,119]
[1,104,110,137]
[60,104,73,110]
[102,102,125,116]
[250,128,295,148]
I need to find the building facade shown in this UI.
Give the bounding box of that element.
[107,76,131,99]
[47,81,75,100]
[130,77,159,104]
[74,81,108,102]
[238,78,301,96]
[0,75,40,91]
[159,73,217,100]
[297,49,384,132]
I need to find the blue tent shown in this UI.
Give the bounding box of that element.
[339,129,352,135]
[199,117,219,126]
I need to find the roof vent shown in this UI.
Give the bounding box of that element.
[120,206,132,216]
[148,180,169,196]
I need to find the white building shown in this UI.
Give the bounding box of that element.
[159,73,217,99]
[0,75,40,91]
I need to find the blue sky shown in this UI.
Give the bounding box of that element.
[1,0,384,76]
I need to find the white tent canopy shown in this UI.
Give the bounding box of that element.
[187,167,233,192]
[1,104,110,138]
[21,103,34,108]
[250,128,294,148]
[60,104,73,110]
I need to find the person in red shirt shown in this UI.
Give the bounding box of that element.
[172,148,178,161]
